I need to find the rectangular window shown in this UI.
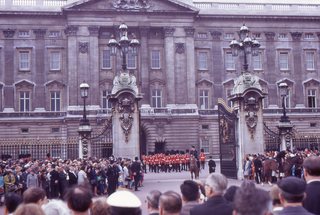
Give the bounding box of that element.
[151,50,161,69]
[225,33,234,39]
[305,33,314,40]
[48,31,60,38]
[279,33,287,39]
[50,91,61,111]
[306,51,315,70]
[308,89,317,108]
[151,89,162,108]
[201,138,210,153]
[19,31,30,38]
[284,90,291,108]
[102,90,112,109]
[252,33,261,39]
[102,49,111,69]
[253,52,262,70]
[225,52,235,70]
[49,51,61,71]
[197,32,208,39]
[198,51,208,70]
[127,52,136,69]
[19,51,30,71]
[19,91,30,112]
[199,90,209,109]
[279,52,289,70]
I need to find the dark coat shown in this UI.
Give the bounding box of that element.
[190,196,233,215]
[68,171,78,186]
[131,161,141,176]
[303,181,320,215]
[278,206,315,215]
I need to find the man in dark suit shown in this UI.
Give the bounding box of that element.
[67,166,78,187]
[49,164,60,199]
[131,157,141,191]
[190,173,232,215]
[303,156,320,215]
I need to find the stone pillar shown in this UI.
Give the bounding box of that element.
[184,27,196,104]
[65,25,79,106]
[290,32,303,105]
[210,31,223,101]
[164,27,175,104]
[139,27,150,105]
[33,29,47,109]
[3,29,15,110]
[278,122,293,151]
[88,26,100,105]
[174,42,187,104]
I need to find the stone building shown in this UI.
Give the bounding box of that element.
[0,0,319,159]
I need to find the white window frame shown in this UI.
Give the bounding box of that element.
[284,89,291,108]
[307,89,317,108]
[19,91,30,112]
[200,137,210,154]
[199,89,209,109]
[49,50,61,71]
[101,49,111,69]
[225,51,235,70]
[305,51,315,71]
[19,50,31,71]
[150,50,161,69]
[102,90,112,109]
[279,51,289,71]
[198,51,208,70]
[253,51,263,70]
[50,91,61,112]
[151,89,162,108]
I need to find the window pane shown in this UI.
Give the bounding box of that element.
[127,52,136,69]
[225,52,235,70]
[308,89,316,108]
[198,52,208,70]
[151,89,162,108]
[199,90,209,109]
[50,51,61,70]
[102,90,112,109]
[20,91,30,112]
[306,52,315,70]
[19,51,30,70]
[102,50,111,68]
[50,91,60,111]
[151,50,160,69]
[279,52,289,70]
[253,52,262,70]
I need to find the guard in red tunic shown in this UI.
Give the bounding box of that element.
[199,149,206,170]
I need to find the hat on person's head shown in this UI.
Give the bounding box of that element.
[107,190,141,208]
[277,176,306,195]
[134,157,139,161]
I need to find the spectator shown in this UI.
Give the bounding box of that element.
[146,190,162,215]
[26,169,39,188]
[64,184,93,215]
[50,165,60,199]
[207,156,216,174]
[14,203,45,215]
[4,192,22,215]
[107,190,142,215]
[77,166,88,185]
[269,185,283,215]
[23,187,47,206]
[253,155,263,184]
[190,173,232,215]
[303,156,320,215]
[91,197,110,215]
[233,180,271,215]
[42,199,71,215]
[180,180,200,215]
[159,191,182,215]
[277,176,313,215]
[131,157,142,191]
[4,169,16,193]
[106,158,120,195]
[223,185,239,203]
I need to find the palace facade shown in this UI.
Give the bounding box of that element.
[0,0,320,159]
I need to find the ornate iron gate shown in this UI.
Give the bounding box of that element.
[218,99,237,179]
[264,122,280,151]
[90,118,113,158]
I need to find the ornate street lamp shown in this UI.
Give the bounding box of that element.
[108,23,140,71]
[229,24,261,71]
[78,81,92,158]
[279,82,289,123]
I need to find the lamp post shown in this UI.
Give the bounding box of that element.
[229,24,260,72]
[78,81,92,159]
[279,82,289,123]
[108,23,140,71]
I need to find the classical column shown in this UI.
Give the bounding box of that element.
[88,26,100,105]
[3,29,15,110]
[264,32,277,106]
[33,29,47,109]
[164,27,175,104]
[184,27,196,104]
[65,25,79,106]
[139,27,150,105]
[210,31,223,101]
[290,32,303,105]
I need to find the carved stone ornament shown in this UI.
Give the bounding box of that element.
[33,29,47,39]
[118,95,135,142]
[184,27,195,37]
[3,29,15,38]
[175,43,185,54]
[112,72,139,95]
[163,27,175,37]
[264,32,275,41]
[79,42,89,54]
[244,97,259,139]
[290,32,303,41]
[112,0,151,10]
[82,139,89,159]
[88,26,100,36]
[210,31,222,40]
[64,25,78,36]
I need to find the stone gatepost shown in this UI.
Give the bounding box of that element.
[229,71,267,179]
[109,72,142,159]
